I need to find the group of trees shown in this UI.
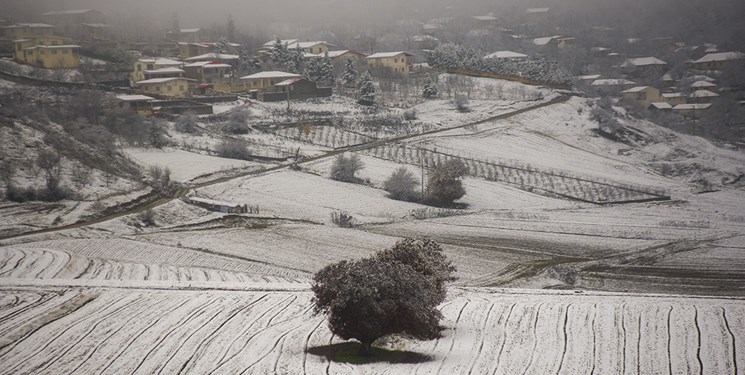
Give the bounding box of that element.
[329,153,467,207]
[312,238,455,356]
[427,43,572,86]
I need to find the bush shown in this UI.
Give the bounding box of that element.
[224,109,250,134]
[330,210,356,228]
[174,112,199,133]
[148,165,171,193]
[330,153,364,183]
[138,209,156,227]
[384,167,419,201]
[426,159,467,206]
[454,95,470,112]
[403,108,417,121]
[312,238,455,356]
[216,140,252,160]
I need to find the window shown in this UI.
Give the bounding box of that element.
[137,65,141,71]
[155,86,160,91]
[394,58,398,63]
[179,85,184,91]
[639,92,646,100]
[167,86,172,91]
[147,64,154,70]
[51,49,57,54]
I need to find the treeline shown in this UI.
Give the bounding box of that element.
[427,44,573,86]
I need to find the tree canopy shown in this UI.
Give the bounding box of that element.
[312,238,455,356]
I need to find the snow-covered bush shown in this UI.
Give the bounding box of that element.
[383,167,419,201]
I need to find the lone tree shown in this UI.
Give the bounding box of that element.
[383,167,419,201]
[422,74,439,99]
[426,159,467,206]
[357,72,375,105]
[312,238,455,356]
[341,57,359,88]
[329,153,364,182]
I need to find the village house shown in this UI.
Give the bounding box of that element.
[182,61,239,92]
[661,92,687,106]
[621,86,662,108]
[689,89,719,104]
[690,80,717,90]
[80,23,112,41]
[575,74,602,85]
[366,51,414,76]
[257,77,332,102]
[41,9,105,39]
[166,28,205,43]
[673,103,712,117]
[620,57,668,78]
[590,78,636,95]
[303,50,368,73]
[240,71,301,92]
[0,23,55,40]
[13,35,80,69]
[144,67,185,80]
[130,58,183,86]
[184,52,239,64]
[116,94,155,116]
[135,77,195,98]
[648,102,672,111]
[472,14,498,28]
[286,41,335,55]
[178,42,240,60]
[691,52,745,70]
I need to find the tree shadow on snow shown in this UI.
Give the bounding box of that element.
[306,342,432,365]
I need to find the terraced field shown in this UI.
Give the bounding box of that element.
[0,285,742,374]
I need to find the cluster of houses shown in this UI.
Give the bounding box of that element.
[579,50,745,117]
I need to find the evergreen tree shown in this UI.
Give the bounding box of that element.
[317,52,335,87]
[303,58,319,81]
[342,57,359,88]
[422,74,439,98]
[271,38,289,69]
[357,72,375,105]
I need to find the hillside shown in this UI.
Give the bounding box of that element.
[1,76,745,372]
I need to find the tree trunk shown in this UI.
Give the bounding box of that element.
[359,340,373,356]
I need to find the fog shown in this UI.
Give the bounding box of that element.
[3,0,744,50]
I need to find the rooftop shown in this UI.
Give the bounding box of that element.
[136,77,195,84]
[690,80,716,88]
[184,53,239,61]
[145,67,185,74]
[366,51,414,59]
[116,94,155,102]
[693,51,745,64]
[43,9,99,16]
[591,79,636,86]
[689,89,719,98]
[621,57,668,67]
[621,86,654,93]
[484,50,528,59]
[240,71,301,80]
[674,103,712,110]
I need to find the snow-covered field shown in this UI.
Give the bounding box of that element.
[0,283,742,374]
[125,148,261,182]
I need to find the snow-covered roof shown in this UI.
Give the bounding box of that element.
[576,74,601,80]
[33,44,81,49]
[693,51,745,63]
[81,23,110,28]
[179,28,201,33]
[660,73,675,82]
[366,51,414,59]
[116,94,155,102]
[184,53,239,61]
[183,61,231,68]
[473,15,498,21]
[484,51,528,59]
[145,67,184,74]
[674,103,712,110]
[263,39,297,47]
[591,79,635,86]
[662,93,685,98]
[43,9,98,16]
[287,41,334,49]
[689,75,715,82]
[239,71,301,80]
[649,102,672,109]
[690,80,716,88]
[303,50,365,59]
[533,36,561,46]
[136,77,195,84]
[137,58,182,66]
[621,86,653,94]
[3,23,54,28]
[527,7,550,13]
[275,78,303,86]
[689,89,719,98]
[621,57,667,67]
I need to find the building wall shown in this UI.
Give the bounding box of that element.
[367,55,411,75]
[137,80,191,97]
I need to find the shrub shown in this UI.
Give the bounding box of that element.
[216,140,252,160]
[174,112,199,133]
[454,95,470,112]
[138,209,156,227]
[224,109,250,134]
[403,108,417,121]
[384,167,419,201]
[330,153,364,183]
[330,210,356,228]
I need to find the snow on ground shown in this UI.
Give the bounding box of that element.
[197,169,426,224]
[124,148,261,181]
[0,284,741,374]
